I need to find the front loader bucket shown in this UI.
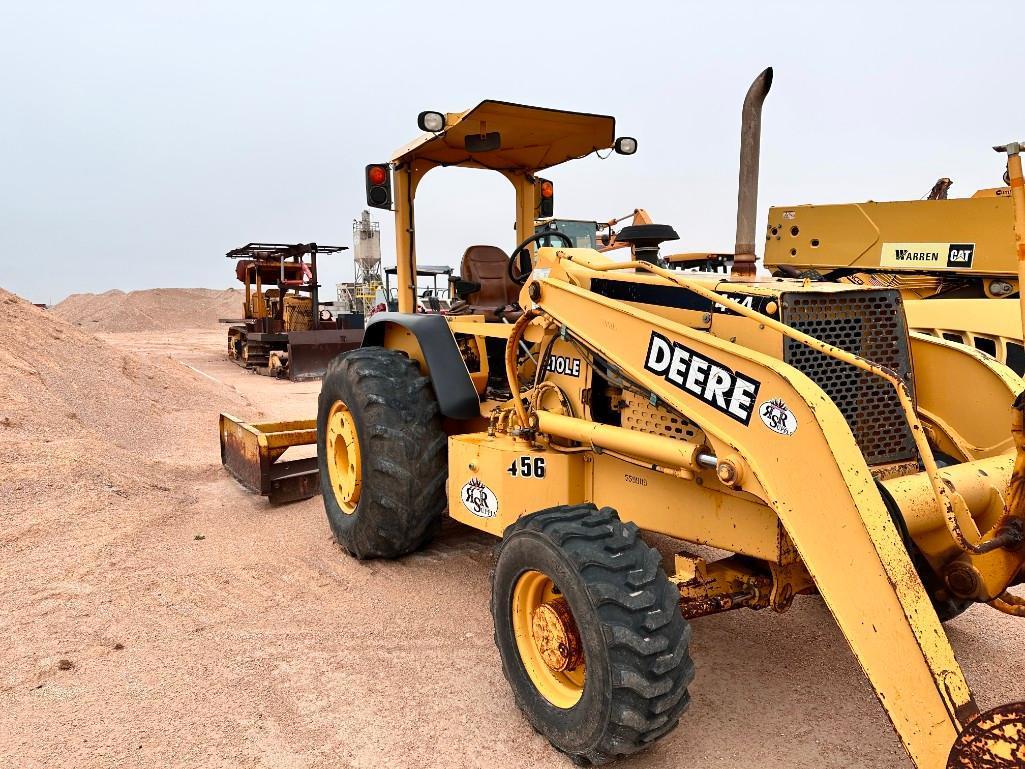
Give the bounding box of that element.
[218,413,320,504]
[285,329,363,381]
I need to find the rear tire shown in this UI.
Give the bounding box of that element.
[491,504,694,764]
[317,346,447,559]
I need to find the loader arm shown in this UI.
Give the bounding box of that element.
[534,274,975,769]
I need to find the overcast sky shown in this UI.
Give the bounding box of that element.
[3,1,1022,304]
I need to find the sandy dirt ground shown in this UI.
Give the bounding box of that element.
[4,324,1025,769]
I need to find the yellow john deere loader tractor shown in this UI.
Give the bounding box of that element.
[317,75,1025,767]
[764,161,1025,374]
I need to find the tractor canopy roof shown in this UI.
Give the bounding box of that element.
[384,264,453,277]
[390,100,617,173]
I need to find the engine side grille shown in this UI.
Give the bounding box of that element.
[780,290,917,466]
[620,391,707,443]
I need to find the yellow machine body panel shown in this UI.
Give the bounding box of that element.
[906,297,1025,372]
[588,454,782,560]
[763,193,1025,375]
[448,432,784,561]
[448,434,587,536]
[909,332,1020,460]
[764,195,1017,276]
[907,297,1024,342]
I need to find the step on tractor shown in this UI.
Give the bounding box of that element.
[316,75,1025,767]
[764,158,1025,376]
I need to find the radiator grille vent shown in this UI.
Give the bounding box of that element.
[781,290,917,466]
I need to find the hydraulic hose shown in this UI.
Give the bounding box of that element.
[505,308,542,435]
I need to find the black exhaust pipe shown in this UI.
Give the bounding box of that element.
[732,67,773,279]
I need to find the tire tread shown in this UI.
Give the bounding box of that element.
[317,347,447,559]
[493,504,694,764]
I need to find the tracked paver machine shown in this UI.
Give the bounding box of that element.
[312,78,1025,767]
[764,166,1025,375]
[224,242,363,381]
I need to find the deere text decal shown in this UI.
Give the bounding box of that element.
[644,332,761,425]
[880,242,975,270]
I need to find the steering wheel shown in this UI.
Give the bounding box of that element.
[507,231,574,286]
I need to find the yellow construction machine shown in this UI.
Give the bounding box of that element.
[765,165,1025,374]
[305,77,1025,767]
[536,209,731,273]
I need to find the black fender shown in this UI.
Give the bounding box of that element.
[362,313,480,420]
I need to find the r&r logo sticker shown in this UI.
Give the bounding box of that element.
[461,477,498,518]
[758,399,798,436]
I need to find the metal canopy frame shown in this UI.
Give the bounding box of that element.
[387,101,621,313]
[391,100,616,173]
[225,242,348,331]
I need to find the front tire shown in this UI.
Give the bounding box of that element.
[491,504,694,764]
[317,347,447,559]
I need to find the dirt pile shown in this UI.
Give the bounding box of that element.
[53,287,243,332]
[1,287,231,446]
[0,288,243,519]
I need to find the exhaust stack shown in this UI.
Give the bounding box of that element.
[732,67,773,279]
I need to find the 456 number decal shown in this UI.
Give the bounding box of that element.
[507,456,546,478]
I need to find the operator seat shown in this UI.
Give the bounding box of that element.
[448,244,522,320]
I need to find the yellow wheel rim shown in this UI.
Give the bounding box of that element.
[511,570,586,708]
[325,400,362,515]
